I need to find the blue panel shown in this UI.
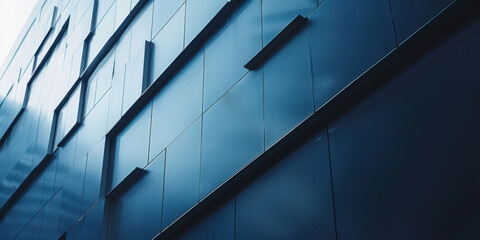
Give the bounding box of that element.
[111,102,151,189]
[149,49,203,161]
[308,0,396,109]
[56,84,81,146]
[95,51,115,104]
[88,3,116,65]
[185,0,226,45]
[81,138,105,213]
[115,0,131,30]
[152,0,185,38]
[84,74,98,115]
[82,200,105,240]
[107,64,126,131]
[69,44,84,85]
[140,151,165,238]
[150,3,185,82]
[110,152,164,239]
[176,197,235,240]
[75,92,109,162]
[67,218,84,240]
[203,0,262,109]
[389,0,452,42]
[40,157,57,205]
[200,71,264,198]
[264,28,313,148]
[60,156,86,230]
[261,0,316,45]
[122,43,148,113]
[110,182,143,240]
[55,135,78,190]
[236,130,335,240]
[328,23,480,239]
[130,0,153,54]
[162,119,201,228]
[96,0,116,26]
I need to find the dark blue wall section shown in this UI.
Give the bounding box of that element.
[200,70,264,198]
[264,27,314,148]
[309,0,396,108]
[0,0,478,239]
[176,197,235,240]
[389,0,454,42]
[110,151,165,240]
[328,20,480,240]
[236,129,335,240]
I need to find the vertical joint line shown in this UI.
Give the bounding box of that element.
[326,127,338,240]
[387,0,399,46]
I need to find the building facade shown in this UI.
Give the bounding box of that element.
[0,0,479,239]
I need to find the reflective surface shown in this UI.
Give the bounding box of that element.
[185,0,227,45]
[261,0,316,45]
[203,0,262,109]
[149,49,203,161]
[308,0,396,108]
[152,0,185,38]
[111,102,151,189]
[264,28,314,148]
[1,0,478,239]
[123,43,148,113]
[151,4,185,83]
[200,71,264,198]
[162,119,202,228]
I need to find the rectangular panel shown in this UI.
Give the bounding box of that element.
[236,130,335,240]
[264,27,314,148]
[149,49,203,161]
[122,41,152,113]
[162,119,201,228]
[261,0,316,45]
[152,0,185,38]
[309,0,396,109]
[111,102,151,190]
[130,0,154,54]
[203,0,262,110]
[200,70,264,198]
[81,138,105,213]
[185,0,226,46]
[150,3,185,82]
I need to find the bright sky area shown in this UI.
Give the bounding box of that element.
[0,0,38,67]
